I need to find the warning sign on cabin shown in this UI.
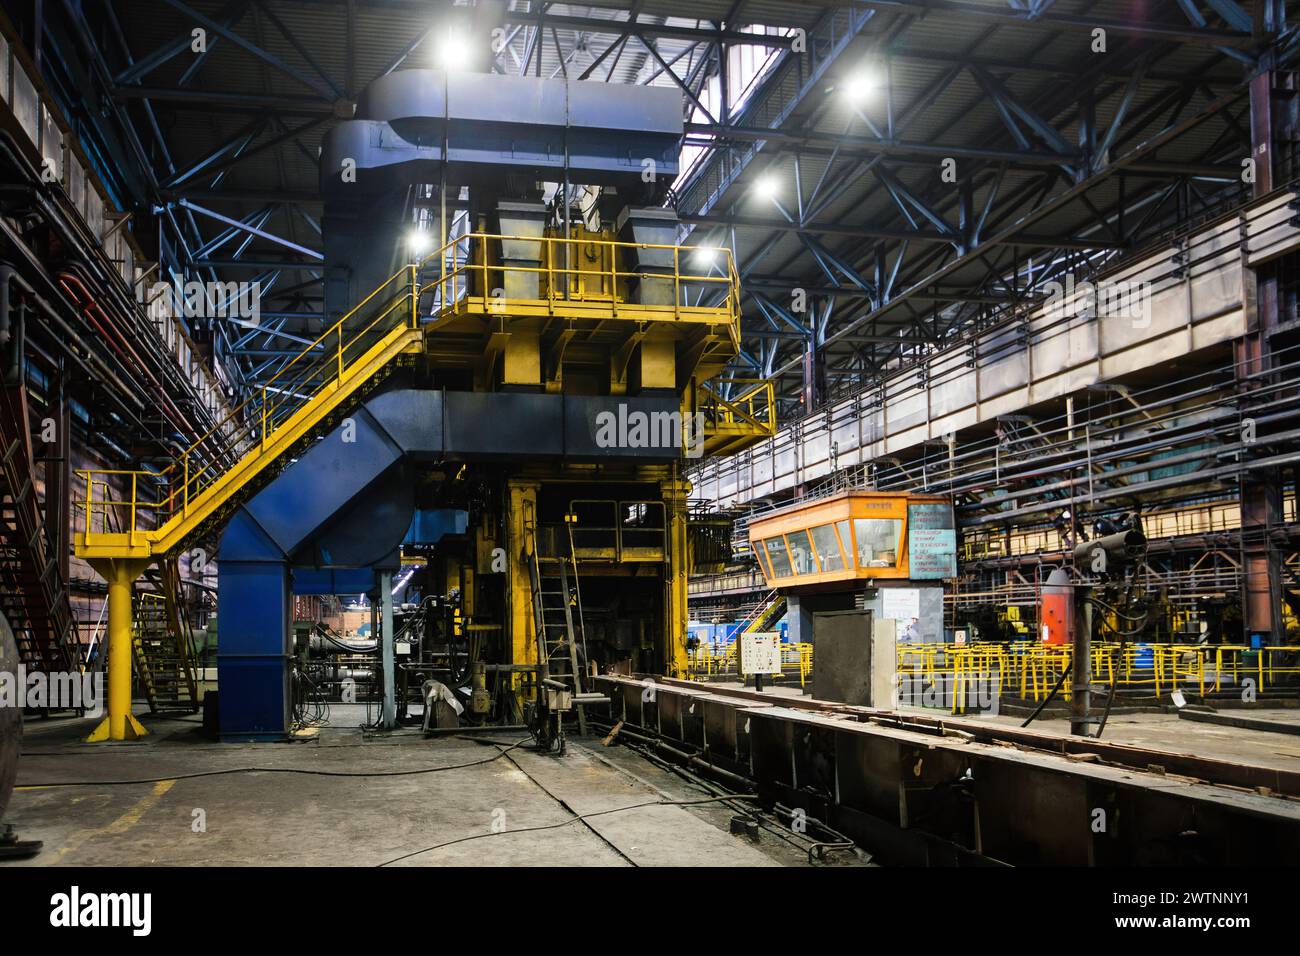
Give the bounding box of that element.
[907,502,957,579]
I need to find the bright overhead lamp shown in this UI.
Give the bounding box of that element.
[754,174,780,200]
[842,69,877,103]
[407,229,432,257]
[693,246,721,267]
[435,29,471,71]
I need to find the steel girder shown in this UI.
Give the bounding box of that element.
[670,3,1291,404]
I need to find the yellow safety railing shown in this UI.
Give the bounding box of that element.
[687,640,737,678]
[685,639,813,687]
[76,264,420,553]
[75,231,743,556]
[895,640,1300,708]
[698,378,777,436]
[683,638,1298,708]
[897,641,1012,713]
[419,232,741,331]
[782,641,813,688]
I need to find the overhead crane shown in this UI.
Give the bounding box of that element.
[74,68,776,741]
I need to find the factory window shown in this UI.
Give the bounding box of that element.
[677,24,796,183]
[810,523,846,572]
[763,537,793,578]
[787,530,815,575]
[853,518,902,569]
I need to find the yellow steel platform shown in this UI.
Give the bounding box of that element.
[75,233,774,564]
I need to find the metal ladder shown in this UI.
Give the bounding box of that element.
[529,553,588,735]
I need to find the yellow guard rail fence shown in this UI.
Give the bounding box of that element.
[896,641,1300,713]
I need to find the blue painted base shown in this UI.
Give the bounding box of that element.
[217,540,291,740]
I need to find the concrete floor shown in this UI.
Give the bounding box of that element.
[3,705,855,867]
[14,686,1293,867]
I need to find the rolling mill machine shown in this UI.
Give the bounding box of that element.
[74,68,775,743]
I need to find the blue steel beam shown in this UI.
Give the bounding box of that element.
[798,234,876,296]
[164,116,267,188]
[1092,59,1150,173]
[792,86,1249,379]
[169,116,331,191]
[750,291,812,336]
[682,6,876,220]
[113,0,249,84]
[729,23,1219,393]
[799,65,966,225]
[179,200,325,260]
[192,205,276,259]
[966,64,1076,158]
[847,1,1257,46]
[873,167,958,241]
[251,0,345,99]
[636,35,716,124]
[159,0,340,100]
[1202,0,1254,33]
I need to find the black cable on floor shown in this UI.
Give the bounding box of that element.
[594,723,860,862]
[16,737,533,788]
[493,741,641,867]
[376,793,754,867]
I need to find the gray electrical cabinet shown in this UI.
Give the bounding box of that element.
[811,609,895,706]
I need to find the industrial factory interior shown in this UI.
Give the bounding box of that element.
[1,0,1299,913]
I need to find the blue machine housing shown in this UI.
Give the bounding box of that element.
[217,387,690,740]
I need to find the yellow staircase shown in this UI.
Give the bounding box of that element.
[742,589,787,635]
[77,267,424,562]
[697,379,777,457]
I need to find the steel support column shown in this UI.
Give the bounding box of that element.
[1238,69,1286,643]
[663,477,692,680]
[508,479,541,682]
[802,334,825,412]
[380,570,396,729]
[1070,587,1092,736]
[85,558,151,742]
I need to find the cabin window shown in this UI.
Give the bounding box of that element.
[853,518,902,568]
[787,530,815,575]
[836,520,852,563]
[810,523,846,572]
[763,537,793,577]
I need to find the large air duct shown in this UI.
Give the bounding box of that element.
[319,69,683,323]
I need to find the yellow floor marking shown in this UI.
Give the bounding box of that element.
[46,780,176,863]
[103,780,175,835]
